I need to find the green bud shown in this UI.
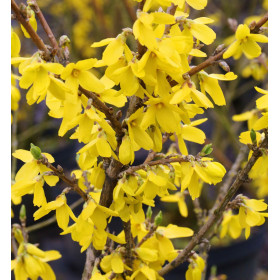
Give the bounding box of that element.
[30,143,42,160]
[146,206,152,219]
[76,153,80,163]
[20,204,26,221]
[154,211,163,226]
[200,143,213,156]
[250,129,257,144]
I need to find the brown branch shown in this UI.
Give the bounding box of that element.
[99,159,123,207]
[144,133,170,164]
[119,155,193,177]
[79,87,124,141]
[28,0,62,59]
[39,155,87,201]
[82,245,96,280]
[11,0,50,57]
[158,134,268,276]
[250,13,268,34]
[136,224,157,248]
[164,3,178,34]
[123,221,134,268]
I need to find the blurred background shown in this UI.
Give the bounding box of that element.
[11,0,268,279]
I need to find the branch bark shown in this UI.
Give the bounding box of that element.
[29,0,62,59]
[119,155,193,177]
[39,156,87,201]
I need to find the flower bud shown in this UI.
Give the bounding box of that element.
[30,143,42,160]
[146,206,152,219]
[218,61,230,72]
[200,143,213,156]
[154,211,163,226]
[250,129,257,144]
[20,204,26,221]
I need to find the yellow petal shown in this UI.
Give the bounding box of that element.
[78,71,105,93]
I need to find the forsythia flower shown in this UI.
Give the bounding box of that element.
[181,158,226,199]
[34,194,77,230]
[198,71,237,106]
[12,149,59,206]
[11,28,21,57]
[220,210,242,239]
[61,58,104,93]
[12,239,61,280]
[238,197,268,239]
[185,255,205,280]
[161,191,188,217]
[223,24,268,59]
[19,61,64,102]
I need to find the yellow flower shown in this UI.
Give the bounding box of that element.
[223,24,268,59]
[12,149,57,184]
[242,58,267,81]
[11,74,21,112]
[170,82,214,109]
[184,17,216,45]
[100,252,125,274]
[181,158,226,200]
[185,255,205,280]
[198,71,237,106]
[185,0,207,10]
[34,194,77,230]
[61,58,104,93]
[142,95,184,134]
[161,191,188,217]
[232,109,260,131]
[220,210,242,239]
[19,61,64,101]
[126,108,154,151]
[91,33,127,66]
[175,118,207,155]
[12,241,61,280]
[238,197,268,239]
[11,28,21,57]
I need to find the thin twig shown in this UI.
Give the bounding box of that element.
[250,12,268,33]
[136,224,157,248]
[79,87,123,140]
[164,3,178,34]
[29,0,62,59]
[11,0,50,57]
[119,155,193,177]
[39,155,87,201]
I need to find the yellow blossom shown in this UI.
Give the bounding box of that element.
[223,24,268,59]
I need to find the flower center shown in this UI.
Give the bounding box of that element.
[72,69,80,78]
